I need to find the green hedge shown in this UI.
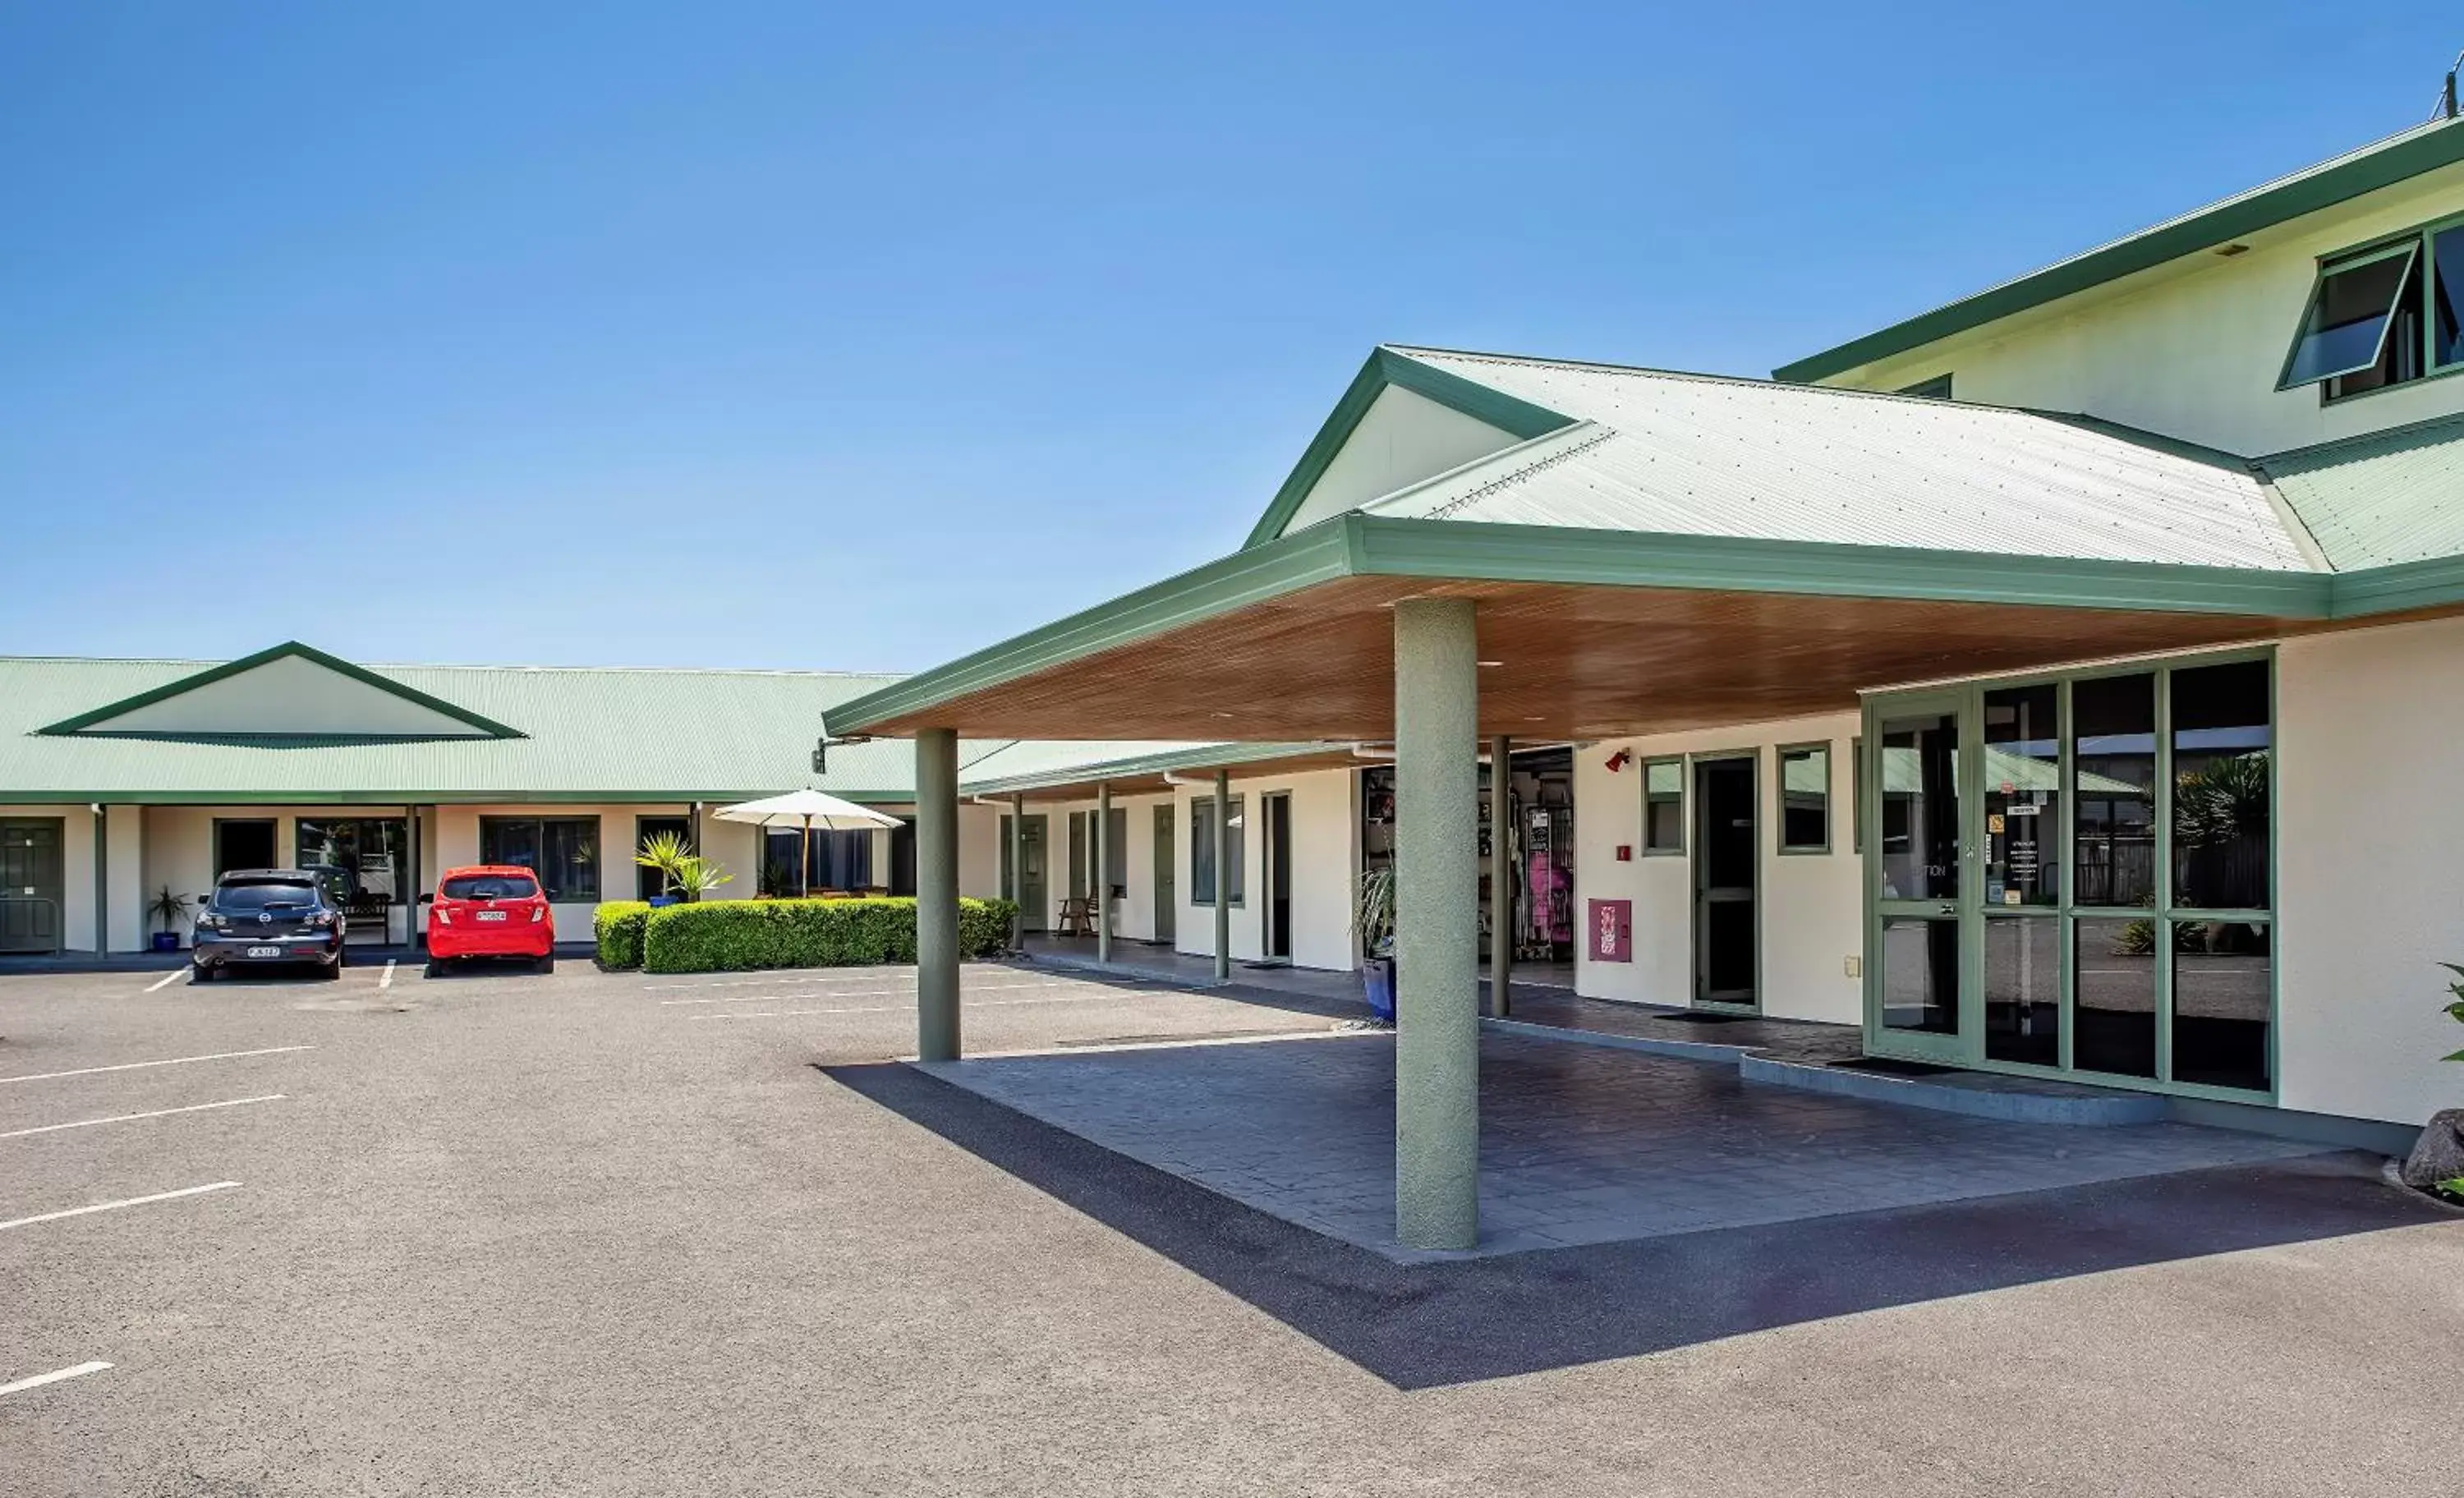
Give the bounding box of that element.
[639,896,1018,975]
[595,901,653,968]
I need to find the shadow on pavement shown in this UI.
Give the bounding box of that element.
[821,1059,2451,1390]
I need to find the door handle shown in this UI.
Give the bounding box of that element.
[1936,902,1956,917]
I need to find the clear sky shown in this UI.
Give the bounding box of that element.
[3,4,2457,671]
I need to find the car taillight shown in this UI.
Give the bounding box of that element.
[530,904,545,923]
[309,911,334,929]
[434,906,452,925]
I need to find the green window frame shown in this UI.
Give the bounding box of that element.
[1850,737,1864,853]
[1777,741,1832,855]
[1895,373,1952,400]
[2278,211,2464,403]
[1861,646,2275,1101]
[1641,757,1685,855]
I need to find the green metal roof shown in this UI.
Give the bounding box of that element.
[2257,413,2464,570]
[1775,117,2464,385]
[0,654,931,803]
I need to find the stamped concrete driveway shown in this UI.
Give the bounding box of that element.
[2,958,2460,1496]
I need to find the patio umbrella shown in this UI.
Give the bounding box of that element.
[710,789,903,898]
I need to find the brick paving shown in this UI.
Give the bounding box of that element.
[919,1029,2328,1259]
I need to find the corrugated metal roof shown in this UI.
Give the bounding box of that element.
[1363,349,2316,572]
[2258,413,2464,570]
[0,655,934,801]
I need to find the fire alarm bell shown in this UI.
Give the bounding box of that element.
[1615,844,1633,862]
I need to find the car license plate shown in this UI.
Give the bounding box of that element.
[476,910,508,921]
[246,945,282,958]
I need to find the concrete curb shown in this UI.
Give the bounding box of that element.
[1738,1054,2168,1125]
[1480,1016,1753,1067]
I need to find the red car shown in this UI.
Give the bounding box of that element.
[423,865,557,973]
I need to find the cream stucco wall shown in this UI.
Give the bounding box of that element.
[87,654,492,738]
[1279,384,1518,534]
[1165,766,1358,972]
[2278,617,2464,1126]
[1830,160,2464,459]
[1573,712,1864,1024]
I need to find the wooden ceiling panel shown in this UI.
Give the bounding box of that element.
[888,579,2301,742]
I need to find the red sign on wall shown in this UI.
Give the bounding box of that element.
[1588,898,1633,963]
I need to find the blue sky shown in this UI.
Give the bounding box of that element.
[2,4,2455,670]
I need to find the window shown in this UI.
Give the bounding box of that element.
[1895,373,1952,400]
[442,871,539,900]
[478,816,599,903]
[294,817,406,908]
[1850,737,1864,853]
[2281,240,2418,391]
[1189,795,1244,905]
[2071,673,2156,908]
[1983,685,2058,906]
[1642,758,1684,854]
[1777,742,1830,853]
[2276,216,2464,401]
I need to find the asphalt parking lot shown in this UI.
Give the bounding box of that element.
[4,957,2462,1496]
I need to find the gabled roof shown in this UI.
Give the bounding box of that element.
[0,654,932,803]
[37,641,523,739]
[1358,349,2315,572]
[1775,116,2464,385]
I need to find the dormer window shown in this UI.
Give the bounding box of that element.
[2279,219,2464,402]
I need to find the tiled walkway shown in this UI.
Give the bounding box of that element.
[918,1029,2328,1260]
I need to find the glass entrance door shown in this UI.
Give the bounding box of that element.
[1868,693,1971,1062]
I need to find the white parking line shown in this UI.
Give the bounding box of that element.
[379,960,396,990]
[658,980,1075,1007]
[691,993,1115,1021]
[0,1095,287,1141]
[0,1362,113,1398]
[0,1045,313,1086]
[141,970,188,993]
[0,1182,241,1233]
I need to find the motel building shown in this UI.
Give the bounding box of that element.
[8,117,2464,1250]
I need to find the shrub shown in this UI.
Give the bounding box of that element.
[595,901,652,969]
[641,896,1018,975]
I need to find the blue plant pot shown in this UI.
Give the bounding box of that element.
[150,931,180,953]
[646,895,680,908]
[1362,957,1396,1023]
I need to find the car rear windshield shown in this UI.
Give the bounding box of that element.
[215,880,320,911]
[442,873,540,900]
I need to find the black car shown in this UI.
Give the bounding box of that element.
[191,869,347,981]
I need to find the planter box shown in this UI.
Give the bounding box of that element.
[150,931,181,953]
[1362,957,1396,1023]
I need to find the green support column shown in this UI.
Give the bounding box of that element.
[92,803,108,956]
[915,728,961,1062]
[1095,781,1112,966]
[1009,793,1025,949]
[1212,768,1231,984]
[1490,734,1511,1019]
[1394,596,1480,1252]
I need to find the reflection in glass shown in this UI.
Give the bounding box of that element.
[2072,673,2156,907]
[2074,917,2158,1078]
[1644,759,1684,851]
[2172,921,2272,1091]
[1984,917,2059,1065]
[1881,917,1960,1033]
[1879,712,1958,901]
[1983,684,2058,907]
[293,818,407,907]
[2172,660,2269,912]
[2282,244,2416,386]
[1780,744,1829,851]
[2436,225,2464,367]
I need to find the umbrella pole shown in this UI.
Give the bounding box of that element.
[801,815,811,899]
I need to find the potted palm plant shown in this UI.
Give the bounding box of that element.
[147,885,191,952]
[1352,866,1396,1023]
[636,831,732,906]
